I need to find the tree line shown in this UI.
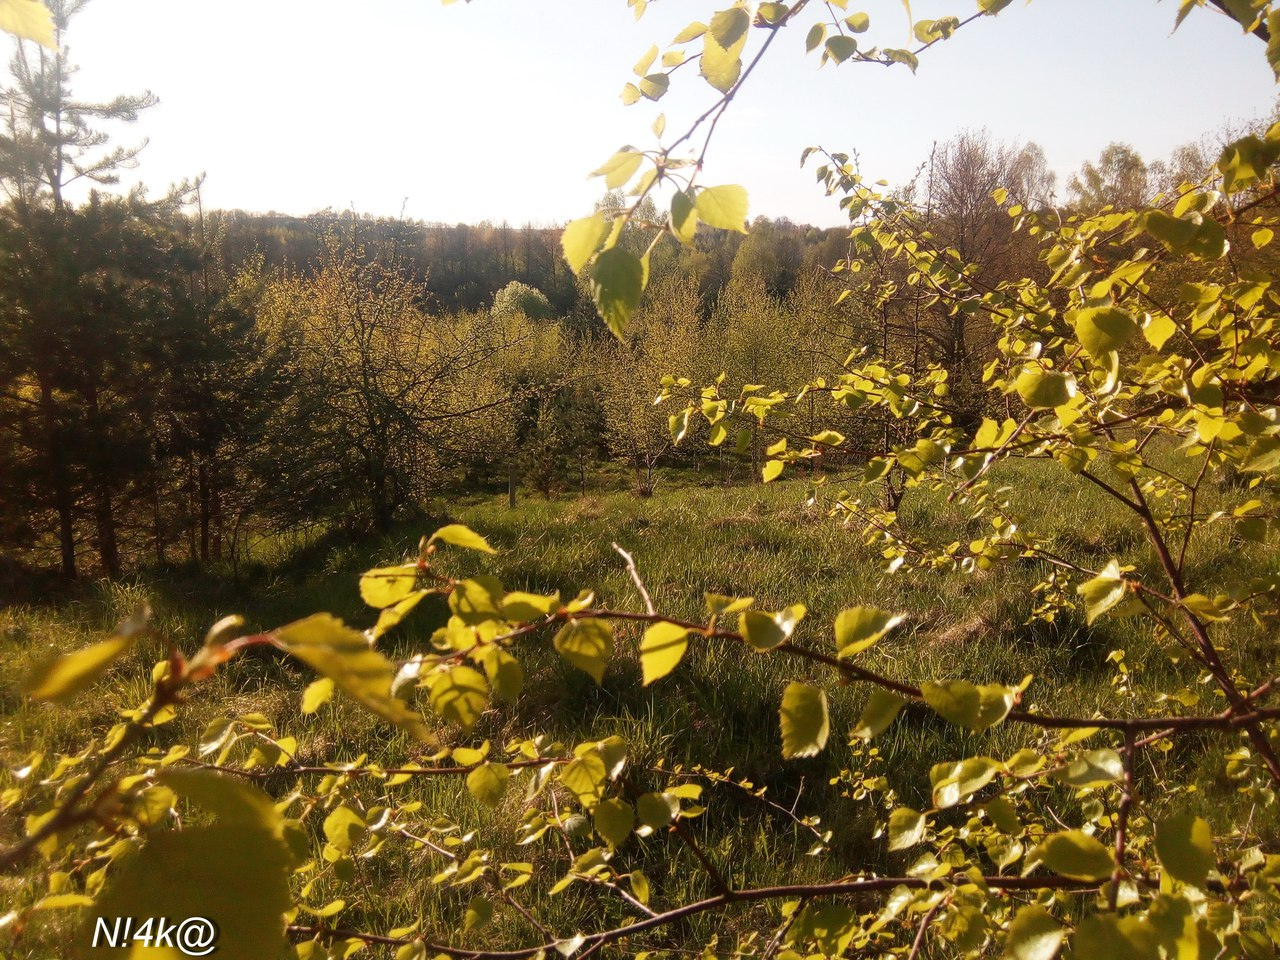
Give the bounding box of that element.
[0,0,1257,582]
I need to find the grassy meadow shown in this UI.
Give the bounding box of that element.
[2,462,1276,956]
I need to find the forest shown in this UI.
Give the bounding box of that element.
[4,1,1280,959]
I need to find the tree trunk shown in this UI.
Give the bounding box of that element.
[39,377,76,578]
[508,461,517,509]
[92,484,121,579]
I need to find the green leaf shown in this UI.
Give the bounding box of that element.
[501,590,561,622]
[1074,306,1138,358]
[1155,814,1214,887]
[560,752,607,809]
[562,213,610,275]
[430,523,497,554]
[1143,209,1199,251]
[466,762,510,809]
[671,189,698,244]
[464,895,493,932]
[701,14,747,93]
[553,619,614,684]
[23,604,149,703]
[428,665,489,729]
[636,791,679,830]
[0,0,55,49]
[825,35,858,62]
[276,614,433,742]
[978,0,1014,12]
[590,247,646,339]
[450,575,504,625]
[780,681,829,759]
[592,149,644,190]
[1143,312,1177,350]
[323,804,367,853]
[593,798,635,849]
[301,677,335,714]
[1077,560,1128,626]
[805,21,825,51]
[90,773,291,960]
[930,756,1000,808]
[708,5,750,49]
[921,680,1016,731]
[851,688,905,740]
[834,606,903,657]
[1032,829,1115,881]
[1055,749,1123,789]
[373,589,429,639]
[739,604,805,652]
[640,621,689,685]
[1015,368,1076,409]
[761,459,785,482]
[638,73,669,100]
[695,184,749,233]
[672,20,707,43]
[359,564,418,607]
[845,11,870,31]
[1005,905,1064,960]
[629,869,650,903]
[883,47,918,72]
[887,807,926,851]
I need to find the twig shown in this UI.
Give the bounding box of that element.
[612,541,655,616]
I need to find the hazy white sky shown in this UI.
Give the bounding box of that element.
[48,0,1280,227]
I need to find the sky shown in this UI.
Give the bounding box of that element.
[44,0,1280,228]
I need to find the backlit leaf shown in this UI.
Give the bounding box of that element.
[1005,905,1064,960]
[430,523,497,554]
[780,681,829,758]
[834,606,903,657]
[562,213,610,275]
[1155,814,1214,887]
[695,184,749,233]
[276,614,434,742]
[554,619,614,683]
[640,621,689,685]
[851,688,905,740]
[1032,829,1114,881]
[921,680,1016,731]
[466,762,510,809]
[590,247,646,339]
[23,604,150,704]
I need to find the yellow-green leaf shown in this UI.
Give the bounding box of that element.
[590,246,646,339]
[921,680,1016,731]
[1032,829,1115,881]
[1015,368,1076,410]
[1155,814,1214,887]
[553,619,614,684]
[594,798,635,849]
[466,762,510,809]
[1005,905,1064,960]
[695,184,749,233]
[562,213,610,275]
[834,606,903,657]
[851,688,905,740]
[592,149,644,190]
[301,677,335,714]
[430,523,497,554]
[780,681,829,759]
[740,604,805,652]
[0,0,54,49]
[276,614,434,743]
[640,621,689,685]
[23,604,150,704]
[887,807,926,851]
[1074,306,1138,358]
[428,665,489,729]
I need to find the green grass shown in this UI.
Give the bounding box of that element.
[2,464,1277,957]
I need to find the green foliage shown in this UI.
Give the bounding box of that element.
[9,3,1280,960]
